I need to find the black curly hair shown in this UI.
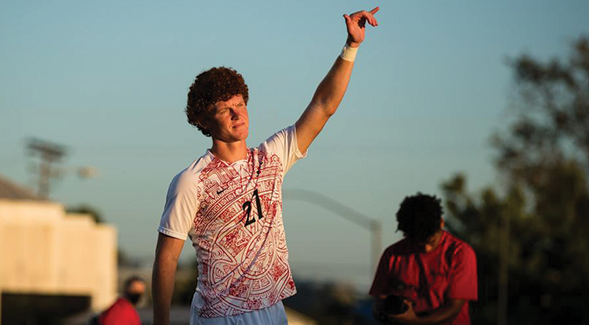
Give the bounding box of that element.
[396,193,443,242]
[186,67,249,137]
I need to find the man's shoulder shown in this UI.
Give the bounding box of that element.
[442,231,476,257]
[101,298,137,320]
[384,238,413,256]
[172,152,215,183]
[111,297,132,308]
[258,125,296,148]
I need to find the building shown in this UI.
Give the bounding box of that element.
[0,174,117,324]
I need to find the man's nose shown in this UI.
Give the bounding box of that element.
[230,108,239,119]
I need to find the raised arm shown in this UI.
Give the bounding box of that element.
[295,7,379,153]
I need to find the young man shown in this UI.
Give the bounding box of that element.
[152,7,379,325]
[370,193,478,325]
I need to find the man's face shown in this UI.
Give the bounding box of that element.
[416,230,443,253]
[204,94,249,142]
[125,280,146,306]
[414,219,445,253]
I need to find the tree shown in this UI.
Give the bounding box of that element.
[66,204,104,224]
[442,36,589,325]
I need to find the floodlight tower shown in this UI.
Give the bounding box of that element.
[26,138,67,199]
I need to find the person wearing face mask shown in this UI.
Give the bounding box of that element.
[99,275,146,325]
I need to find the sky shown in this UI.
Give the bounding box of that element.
[1,0,588,292]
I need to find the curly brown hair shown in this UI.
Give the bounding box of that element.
[185,67,249,137]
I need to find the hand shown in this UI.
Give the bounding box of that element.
[388,300,421,325]
[373,296,388,321]
[343,7,379,48]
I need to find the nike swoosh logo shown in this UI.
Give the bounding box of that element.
[217,188,226,195]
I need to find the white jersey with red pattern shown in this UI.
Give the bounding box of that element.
[158,125,305,317]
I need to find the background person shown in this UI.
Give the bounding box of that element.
[98,275,146,325]
[370,193,477,325]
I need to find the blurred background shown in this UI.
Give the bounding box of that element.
[1,0,588,324]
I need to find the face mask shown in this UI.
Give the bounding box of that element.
[127,293,142,305]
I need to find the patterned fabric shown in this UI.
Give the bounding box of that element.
[158,126,305,317]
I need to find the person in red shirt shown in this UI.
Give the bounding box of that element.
[370,193,478,325]
[99,275,146,325]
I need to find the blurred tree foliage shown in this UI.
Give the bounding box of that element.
[66,204,104,224]
[442,36,589,325]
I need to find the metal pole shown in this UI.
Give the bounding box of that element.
[26,138,67,200]
[284,189,382,276]
[498,211,510,325]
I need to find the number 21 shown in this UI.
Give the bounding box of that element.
[243,189,264,227]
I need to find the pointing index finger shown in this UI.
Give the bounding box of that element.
[369,6,380,15]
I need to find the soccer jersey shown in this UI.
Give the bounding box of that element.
[369,231,478,325]
[158,125,305,317]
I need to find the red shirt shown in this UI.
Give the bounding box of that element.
[369,231,477,325]
[99,298,141,325]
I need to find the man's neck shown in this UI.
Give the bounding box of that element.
[210,139,248,163]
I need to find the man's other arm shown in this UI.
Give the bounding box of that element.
[387,298,465,325]
[295,7,379,153]
[152,233,185,325]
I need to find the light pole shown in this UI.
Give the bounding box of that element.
[26,138,99,200]
[498,210,510,325]
[26,138,67,199]
[283,189,382,276]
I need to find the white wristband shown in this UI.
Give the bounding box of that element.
[339,44,359,62]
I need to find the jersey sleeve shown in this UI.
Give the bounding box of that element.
[447,244,478,301]
[261,125,307,176]
[369,247,393,297]
[157,169,200,240]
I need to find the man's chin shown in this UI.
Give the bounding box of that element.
[236,129,249,140]
[228,134,249,143]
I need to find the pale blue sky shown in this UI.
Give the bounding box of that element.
[1,0,588,291]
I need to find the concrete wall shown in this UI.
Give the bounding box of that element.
[0,199,117,317]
